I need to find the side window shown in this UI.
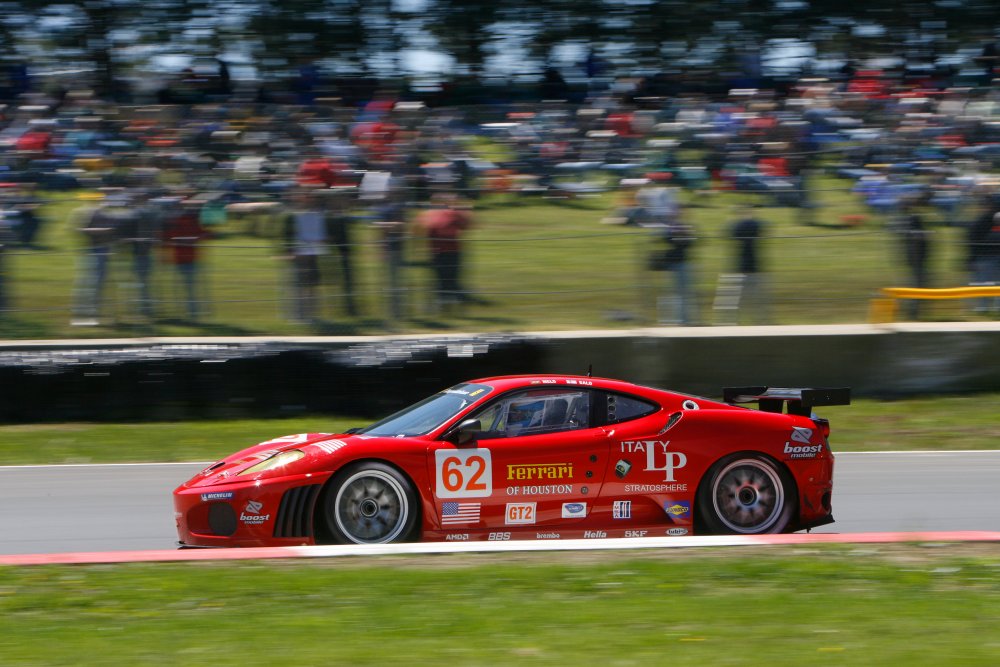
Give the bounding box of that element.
[471,389,591,438]
[606,392,657,424]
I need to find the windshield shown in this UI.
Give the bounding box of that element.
[360,383,493,437]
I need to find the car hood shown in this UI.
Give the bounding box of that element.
[185,432,365,488]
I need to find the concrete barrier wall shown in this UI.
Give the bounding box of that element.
[1,324,998,422]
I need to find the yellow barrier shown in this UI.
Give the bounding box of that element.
[881,286,1000,300]
[870,286,1000,323]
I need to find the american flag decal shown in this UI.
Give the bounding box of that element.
[441,502,481,525]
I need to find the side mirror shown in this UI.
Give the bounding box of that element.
[447,419,482,446]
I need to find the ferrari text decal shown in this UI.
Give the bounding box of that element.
[621,440,687,482]
[435,449,493,498]
[507,463,574,481]
[505,502,537,525]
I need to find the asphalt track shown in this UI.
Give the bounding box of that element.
[2,451,999,557]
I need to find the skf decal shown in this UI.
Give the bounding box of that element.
[562,502,587,518]
[624,530,648,538]
[620,440,688,482]
[613,500,632,519]
[664,501,691,519]
[505,502,537,525]
[507,463,573,481]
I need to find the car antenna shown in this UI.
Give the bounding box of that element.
[587,364,592,377]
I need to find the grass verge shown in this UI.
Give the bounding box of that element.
[0,393,997,466]
[2,545,1000,665]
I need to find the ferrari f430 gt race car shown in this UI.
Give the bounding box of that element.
[174,375,849,547]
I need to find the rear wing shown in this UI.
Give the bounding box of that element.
[722,387,851,416]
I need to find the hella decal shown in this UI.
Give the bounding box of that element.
[584,530,607,538]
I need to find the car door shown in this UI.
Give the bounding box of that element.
[429,387,614,537]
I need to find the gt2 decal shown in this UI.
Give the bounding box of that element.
[620,440,688,482]
[505,502,537,525]
[435,448,493,498]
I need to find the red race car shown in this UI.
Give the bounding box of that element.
[174,375,849,547]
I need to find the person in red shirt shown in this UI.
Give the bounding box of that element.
[162,198,209,321]
[417,193,472,313]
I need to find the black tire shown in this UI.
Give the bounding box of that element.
[321,462,419,544]
[697,454,796,534]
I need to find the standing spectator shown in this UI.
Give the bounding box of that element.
[730,208,769,324]
[650,215,698,325]
[161,197,208,322]
[0,208,14,313]
[282,187,328,323]
[71,195,121,326]
[899,212,932,320]
[371,177,409,322]
[119,192,162,320]
[967,207,1000,314]
[324,187,358,318]
[418,193,472,314]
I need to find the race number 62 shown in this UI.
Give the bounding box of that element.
[435,449,493,498]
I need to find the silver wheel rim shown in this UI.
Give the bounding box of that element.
[712,458,784,534]
[334,470,409,544]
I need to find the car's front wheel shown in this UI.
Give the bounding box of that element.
[697,454,796,534]
[322,462,418,544]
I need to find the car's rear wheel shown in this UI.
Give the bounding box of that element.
[322,462,418,544]
[697,454,796,534]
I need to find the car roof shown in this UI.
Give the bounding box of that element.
[467,374,654,396]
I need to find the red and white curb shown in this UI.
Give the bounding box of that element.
[3,531,1000,566]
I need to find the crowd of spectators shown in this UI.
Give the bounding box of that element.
[1,52,1000,327]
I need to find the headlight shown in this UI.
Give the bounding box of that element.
[238,450,305,476]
